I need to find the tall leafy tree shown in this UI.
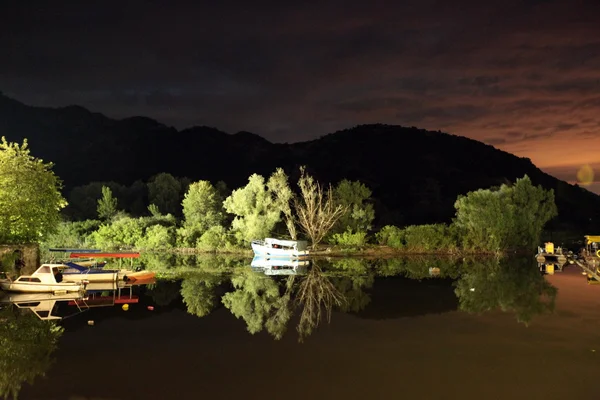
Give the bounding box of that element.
[267,168,297,239]
[453,175,557,251]
[147,173,182,216]
[182,181,224,234]
[0,137,67,243]
[332,179,375,234]
[97,185,118,221]
[223,174,280,244]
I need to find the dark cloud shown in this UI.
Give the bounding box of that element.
[1,0,600,192]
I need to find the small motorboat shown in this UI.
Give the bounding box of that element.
[59,262,127,282]
[0,264,85,293]
[251,238,309,258]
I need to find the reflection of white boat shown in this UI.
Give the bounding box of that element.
[0,292,86,320]
[251,238,309,258]
[0,264,84,293]
[251,256,310,275]
[68,278,155,308]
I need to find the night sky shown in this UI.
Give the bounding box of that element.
[1,0,599,193]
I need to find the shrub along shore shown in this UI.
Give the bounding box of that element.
[41,171,558,258]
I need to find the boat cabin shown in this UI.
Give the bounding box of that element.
[264,238,308,251]
[28,264,66,284]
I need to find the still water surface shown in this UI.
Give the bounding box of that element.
[3,256,600,400]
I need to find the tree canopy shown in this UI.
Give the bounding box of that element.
[0,137,67,244]
[453,175,557,251]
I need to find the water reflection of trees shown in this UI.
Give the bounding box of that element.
[454,258,557,324]
[0,306,63,400]
[296,264,345,341]
[219,260,365,342]
[181,273,225,318]
[177,255,557,340]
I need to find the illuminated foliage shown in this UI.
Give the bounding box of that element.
[97,185,118,221]
[0,137,67,244]
[223,174,280,245]
[148,173,183,216]
[453,175,557,251]
[267,168,297,240]
[332,179,375,234]
[180,181,224,246]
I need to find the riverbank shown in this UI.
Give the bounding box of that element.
[153,244,534,258]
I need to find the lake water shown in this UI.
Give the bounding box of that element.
[3,256,600,400]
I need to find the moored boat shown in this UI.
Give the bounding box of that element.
[535,242,567,265]
[0,264,84,293]
[123,270,156,282]
[251,238,309,258]
[59,262,126,282]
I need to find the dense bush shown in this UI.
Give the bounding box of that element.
[329,229,368,247]
[376,224,459,252]
[196,226,233,252]
[41,220,102,249]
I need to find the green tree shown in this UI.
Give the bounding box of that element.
[97,185,118,221]
[332,179,375,234]
[0,137,67,243]
[147,173,182,216]
[180,181,224,246]
[267,168,297,239]
[294,167,347,248]
[453,175,557,251]
[223,174,280,245]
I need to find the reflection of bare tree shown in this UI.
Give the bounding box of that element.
[296,263,345,342]
[265,276,295,340]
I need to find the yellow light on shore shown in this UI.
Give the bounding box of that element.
[577,164,594,186]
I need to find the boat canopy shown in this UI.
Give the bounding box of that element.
[48,248,102,253]
[264,238,308,250]
[69,252,140,258]
[585,235,600,245]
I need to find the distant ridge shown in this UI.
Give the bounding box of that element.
[0,92,598,231]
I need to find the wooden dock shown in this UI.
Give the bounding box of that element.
[572,257,600,283]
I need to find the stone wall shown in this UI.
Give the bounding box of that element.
[0,244,40,276]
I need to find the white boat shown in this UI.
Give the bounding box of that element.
[250,256,310,275]
[0,264,84,293]
[251,238,309,258]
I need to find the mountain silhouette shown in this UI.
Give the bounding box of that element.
[1,93,598,231]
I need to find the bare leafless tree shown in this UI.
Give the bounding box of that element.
[294,166,348,248]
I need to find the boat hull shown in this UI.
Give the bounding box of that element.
[0,280,83,293]
[62,271,121,282]
[251,242,309,258]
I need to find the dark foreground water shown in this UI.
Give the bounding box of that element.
[3,256,600,400]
